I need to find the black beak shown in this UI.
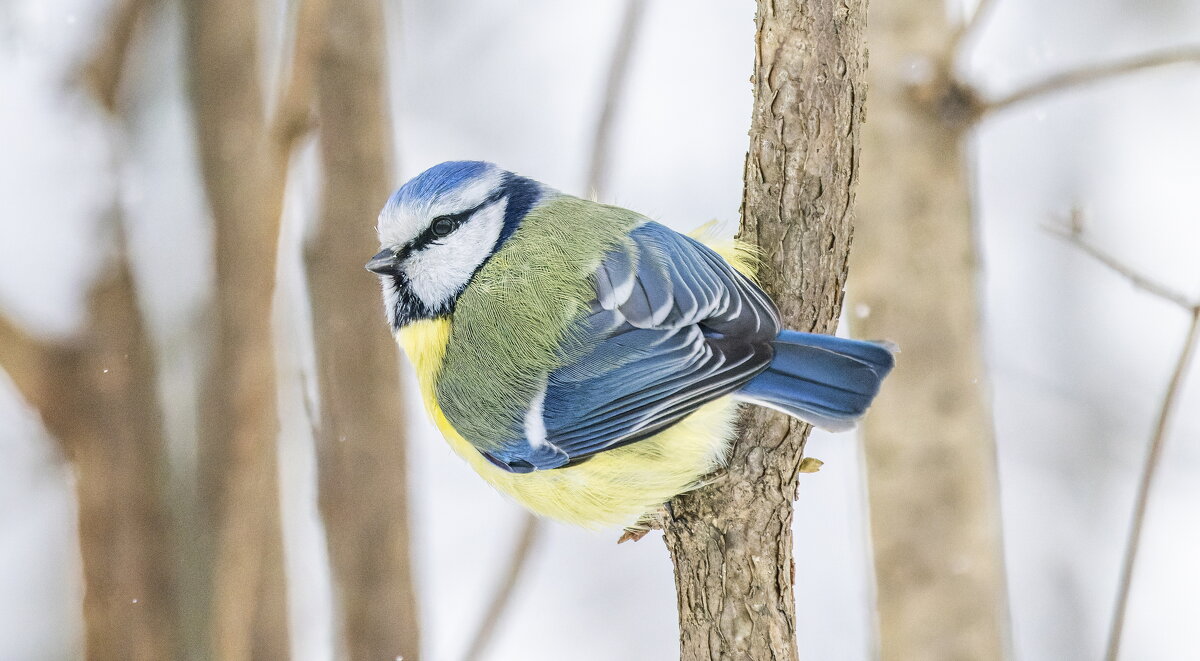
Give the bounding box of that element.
[365,249,398,275]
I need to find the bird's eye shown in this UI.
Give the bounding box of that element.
[431,216,457,237]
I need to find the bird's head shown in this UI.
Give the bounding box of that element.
[368,161,544,330]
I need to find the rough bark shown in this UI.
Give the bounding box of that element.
[183,2,291,658]
[0,245,180,661]
[303,1,422,659]
[848,1,1008,659]
[662,1,867,659]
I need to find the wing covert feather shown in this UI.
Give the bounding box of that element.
[482,221,781,472]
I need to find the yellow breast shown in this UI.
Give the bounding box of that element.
[397,317,739,528]
[395,230,754,528]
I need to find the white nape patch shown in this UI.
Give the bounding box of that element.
[404,197,507,310]
[376,167,506,248]
[524,378,549,448]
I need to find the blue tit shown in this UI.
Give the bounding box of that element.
[367,161,894,528]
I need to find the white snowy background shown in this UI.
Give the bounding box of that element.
[1,0,1198,659]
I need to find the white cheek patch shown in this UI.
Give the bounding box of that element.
[404,199,507,310]
[377,168,506,248]
[380,277,401,327]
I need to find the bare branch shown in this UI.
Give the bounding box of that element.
[305,0,421,656]
[855,1,1010,655]
[584,0,648,197]
[984,47,1200,116]
[270,0,332,153]
[184,0,293,655]
[68,226,182,660]
[0,311,52,412]
[1106,306,1200,661]
[1046,213,1195,309]
[948,0,1001,63]
[1053,214,1199,661]
[460,515,541,661]
[76,0,158,113]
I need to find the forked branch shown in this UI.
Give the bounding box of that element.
[1049,212,1200,661]
[76,0,158,113]
[271,0,332,152]
[1046,211,1194,309]
[948,0,1001,64]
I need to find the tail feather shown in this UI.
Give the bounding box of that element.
[736,331,895,432]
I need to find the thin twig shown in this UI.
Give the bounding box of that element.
[1105,306,1200,661]
[460,515,541,661]
[584,0,649,197]
[76,0,158,113]
[984,47,1200,116]
[1052,216,1200,661]
[1046,217,1194,309]
[948,0,1001,63]
[460,3,649,660]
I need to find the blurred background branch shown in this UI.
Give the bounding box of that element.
[984,46,1200,115]
[184,0,325,653]
[0,217,180,660]
[302,0,421,657]
[75,0,156,113]
[0,4,184,656]
[850,1,1009,658]
[1049,213,1200,661]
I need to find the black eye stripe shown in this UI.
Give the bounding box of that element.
[408,189,507,251]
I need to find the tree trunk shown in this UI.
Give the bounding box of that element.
[304,1,422,659]
[848,1,1009,659]
[663,1,868,658]
[183,1,291,657]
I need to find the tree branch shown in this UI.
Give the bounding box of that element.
[984,47,1200,115]
[1051,214,1199,661]
[76,0,158,113]
[948,0,1001,63]
[584,0,648,197]
[460,515,541,661]
[184,0,296,655]
[66,228,181,661]
[851,0,1011,656]
[664,1,867,658]
[270,0,331,153]
[1046,213,1194,309]
[1106,306,1200,661]
[0,311,52,413]
[304,0,422,657]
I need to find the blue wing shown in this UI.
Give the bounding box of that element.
[481,222,781,473]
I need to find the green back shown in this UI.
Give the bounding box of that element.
[436,195,643,449]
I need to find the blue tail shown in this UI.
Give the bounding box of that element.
[737,330,896,431]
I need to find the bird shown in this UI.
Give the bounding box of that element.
[366,161,894,528]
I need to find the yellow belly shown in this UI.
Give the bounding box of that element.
[398,317,739,528]
[396,229,754,528]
